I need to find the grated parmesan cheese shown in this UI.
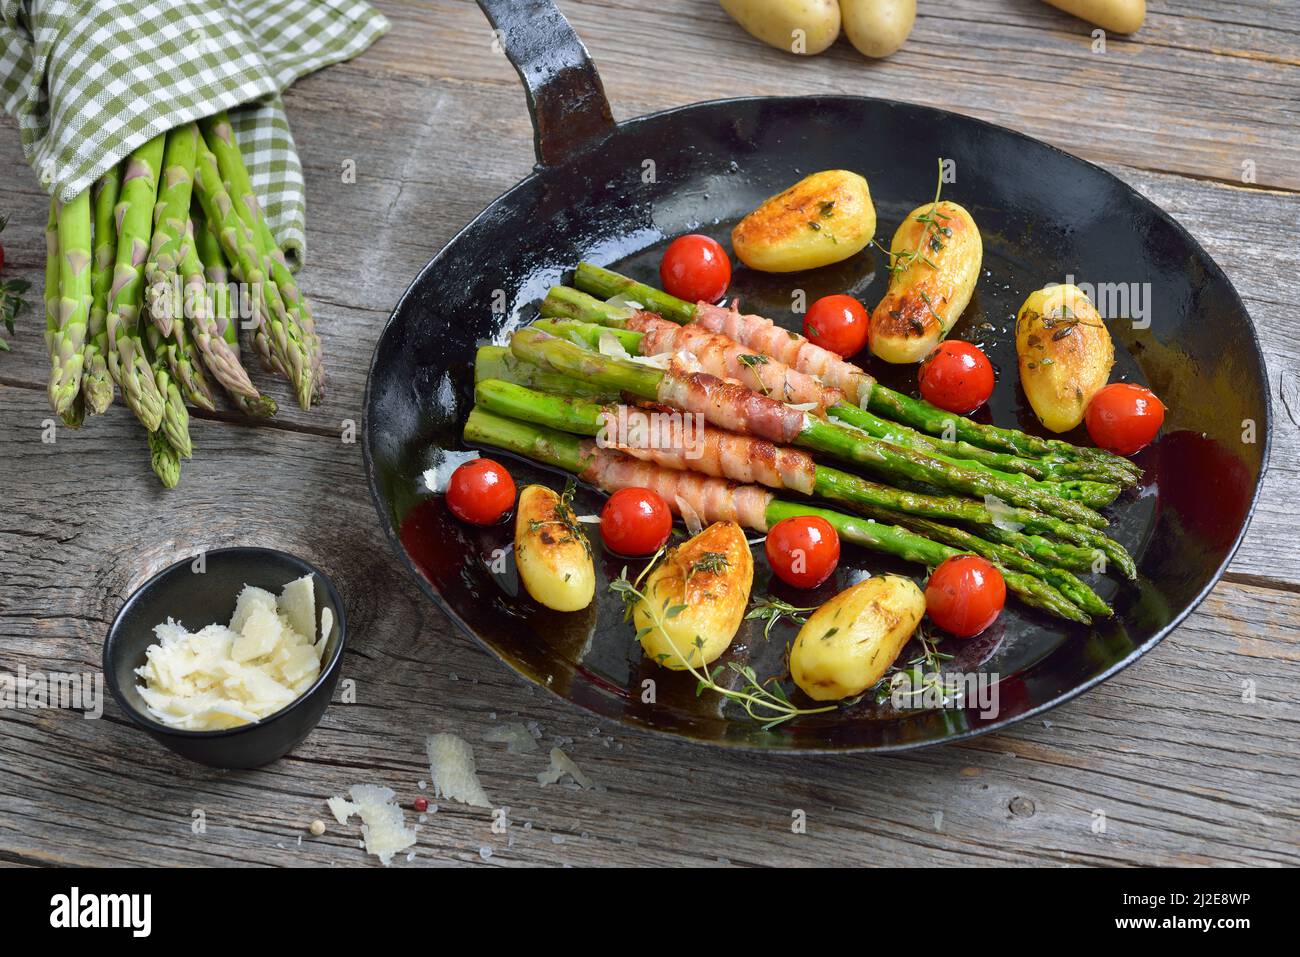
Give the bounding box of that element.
[135,575,325,731]
[426,733,492,808]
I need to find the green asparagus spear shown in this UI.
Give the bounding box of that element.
[856,507,1112,617]
[143,125,198,337]
[508,326,1108,529]
[475,345,616,399]
[193,136,314,408]
[106,136,167,432]
[146,298,215,412]
[178,218,258,398]
[571,262,1140,477]
[475,377,1135,582]
[981,524,1110,575]
[43,198,59,367]
[193,206,277,418]
[195,197,278,376]
[463,407,1091,624]
[49,188,92,418]
[137,125,216,411]
[199,112,323,400]
[147,429,181,488]
[84,168,121,414]
[145,320,192,458]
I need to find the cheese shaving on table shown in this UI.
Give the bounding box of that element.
[327,785,417,866]
[426,733,492,807]
[536,747,594,790]
[484,722,541,754]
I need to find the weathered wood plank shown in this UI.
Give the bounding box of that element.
[359,0,1300,190]
[0,385,1296,867]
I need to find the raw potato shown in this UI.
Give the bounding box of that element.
[732,170,876,273]
[514,484,595,612]
[1016,284,1115,433]
[840,0,915,58]
[634,521,753,671]
[719,0,841,56]
[1040,0,1144,34]
[790,574,924,701]
[869,200,982,363]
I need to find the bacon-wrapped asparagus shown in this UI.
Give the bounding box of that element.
[474,377,1135,582]
[509,326,1109,530]
[462,407,1092,624]
[535,307,1123,499]
[570,262,1142,482]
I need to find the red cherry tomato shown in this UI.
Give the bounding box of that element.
[918,340,995,414]
[1086,383,1165,456]
[445,458,516,525]
[804,294,870,358]
[660,234,731,304]
[925,555,1006,638]
[600,487,672,556]
[765,516,840,589]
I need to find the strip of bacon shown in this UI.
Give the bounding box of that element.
[693,301,875,405]
[596,406,817,495]
[626,311,841,409]
[578,442,774,532]
[656,357,808,444]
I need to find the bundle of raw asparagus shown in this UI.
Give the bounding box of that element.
[43,113,322,487]
[464,264,1146,625]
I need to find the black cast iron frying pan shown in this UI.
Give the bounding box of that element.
[361,0,1270,752]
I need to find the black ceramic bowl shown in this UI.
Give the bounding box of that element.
[103,547,347,769]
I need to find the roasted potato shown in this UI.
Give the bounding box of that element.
[790,574,924,701]
[1015,284,1114,433]
[732,170,876,273]
[869,200,982,364]
[634,521,753,671]
[840,0,915,58]
[515,485,595,612]
[1040,0,1144,34]
[719,0,841,56]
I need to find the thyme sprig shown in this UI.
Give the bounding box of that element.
[744,595,819,642]
[685,551,730,586]
[873,622,957,706]
[873,157,949,278]
[610,552,834,730]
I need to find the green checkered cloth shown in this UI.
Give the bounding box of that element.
[0,0,388,267]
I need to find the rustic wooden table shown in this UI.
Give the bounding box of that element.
[2,0,1297,867]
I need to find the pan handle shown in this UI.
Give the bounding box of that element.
[476,0,616,168]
